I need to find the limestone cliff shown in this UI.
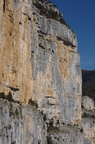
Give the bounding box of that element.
[82,96,95,144]
[0,0,91,144]
[0,0,32,103]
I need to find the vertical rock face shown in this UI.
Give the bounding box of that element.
[0,0,82,124]
[82,96,95,144]
[0,0,32,103]
[0,0,86,144]
[0,99,47,144]
[31,0,82,125]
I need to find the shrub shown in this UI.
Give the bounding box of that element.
[47,136,53,144]
[28,98,38,108]
[47,136,52,144]
[7,92,13,102]
[39,0,45,2]
[80,128,83,133]
[0,92,6,99]
[49,118,54,127]
[43,114,47,121]
[33,1,67,26]
[0,92,14,102]
[56,119,59,125]
[11,142,16,144]
[0,92,21,104]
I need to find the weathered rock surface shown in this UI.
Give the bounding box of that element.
[82,96,95,110]
[0,0,33,103]
[0,99,47,144]
[82,96,95,144]
[0,0,81,123]
[0,0,92,144]
[31,0,81,126]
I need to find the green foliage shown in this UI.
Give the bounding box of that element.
[0,92,14,102]
[60,17,66,25]
[7,92,13,102]
[80,128,83,133]
[82,111,95,119]
[43,113,47,121]
[33,1,68,26]
[49,118,54,127]
[0,92,21,104]
[28,98,38,108]
[11,141,16,144]
[0,92,6,99]
[47,136,53,144]
[82,70,95,100]
[40,110,47,121]
[47,118,59,132]
[39,0,45,2]
[56,119,59,125]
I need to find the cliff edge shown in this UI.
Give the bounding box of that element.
[0,0,89,144]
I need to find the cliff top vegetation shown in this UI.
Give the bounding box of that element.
[33,0,71,30]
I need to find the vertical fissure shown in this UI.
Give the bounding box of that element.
[3,0,6,12]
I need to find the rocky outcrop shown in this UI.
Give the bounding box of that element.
[0,99,47,144]
[31,0,81,126]
[0,0,87,144]
[82,96,95,144]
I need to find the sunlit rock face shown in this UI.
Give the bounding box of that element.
[0,0,84,144]
[31,0,82,125]
[0,0,33,103]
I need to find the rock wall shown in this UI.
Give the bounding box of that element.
[31,0,82,126]
[0,0,87,144]
[0,0,32,103]
[82,96,95,144]
[0,99,47,144]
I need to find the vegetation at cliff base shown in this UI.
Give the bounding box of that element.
[0,92,21,104]
[28,98,38,108]
[0,92,13,101]
[82,69,95,100]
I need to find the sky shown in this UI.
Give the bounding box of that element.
[50,0,95,70]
